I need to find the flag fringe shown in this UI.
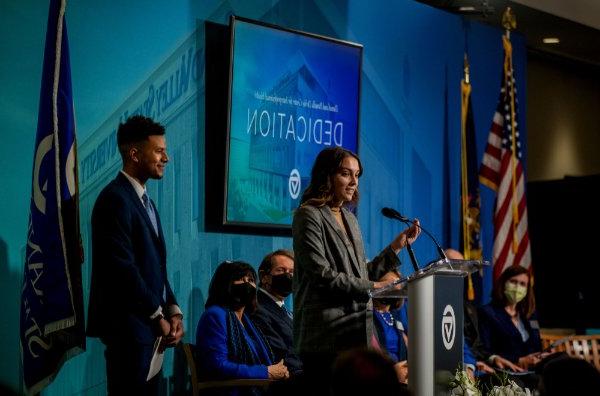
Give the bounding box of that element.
[44,315,76,336]
[467,273,475,301]
[23,344,84,396]
[479,175,498,192]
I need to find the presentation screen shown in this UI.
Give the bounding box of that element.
[224,16,362,231]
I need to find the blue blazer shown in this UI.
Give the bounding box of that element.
[464,342,477,367]
[195,305,272,380]
[373,311,407,363]
[478,303,541,364]
[87,172,177,344]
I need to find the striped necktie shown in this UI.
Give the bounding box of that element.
[142,193,158,235]
[282,304,293,319]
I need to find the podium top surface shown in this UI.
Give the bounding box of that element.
[419,257,487,274]
[368,258,489,299]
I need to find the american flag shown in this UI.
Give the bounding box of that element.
[479,36,531,281]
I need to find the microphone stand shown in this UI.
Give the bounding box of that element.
[405,243,420,273]
[382,207,449,263]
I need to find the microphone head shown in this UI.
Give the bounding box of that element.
[381,207,397,219]
[381,207,409,222]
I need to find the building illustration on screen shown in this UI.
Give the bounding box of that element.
[229,52,340,224]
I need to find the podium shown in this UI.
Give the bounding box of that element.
[370,258,488,396]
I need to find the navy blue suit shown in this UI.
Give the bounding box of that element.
[252,290,303,375]
[87,172,177,393]
[478,303,541,364]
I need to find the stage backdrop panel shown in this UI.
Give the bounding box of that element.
[0,0,527,394]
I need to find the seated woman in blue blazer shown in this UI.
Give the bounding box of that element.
[372,269,408,383]
[195,261,289,390]
[478,265,548,371]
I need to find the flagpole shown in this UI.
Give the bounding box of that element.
[461,54,476,300]
[461,55,470,258]
[502,7,520,256]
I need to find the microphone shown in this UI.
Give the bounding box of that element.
[381,207,408,222]
[381,207,448,262]
[381,207,420,272]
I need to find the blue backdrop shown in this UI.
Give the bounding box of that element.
[0,0,527,394]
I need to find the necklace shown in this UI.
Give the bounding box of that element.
[378,311,394,327]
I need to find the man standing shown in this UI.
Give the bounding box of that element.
[252,250,303,376]
[87,115,184,395]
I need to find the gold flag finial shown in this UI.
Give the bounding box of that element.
[463,54,470,84]
[502,7,517,31]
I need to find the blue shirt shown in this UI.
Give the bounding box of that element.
[374,310,407,362]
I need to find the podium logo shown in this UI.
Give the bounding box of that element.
[441,304,456,350]
[289,169,301,199]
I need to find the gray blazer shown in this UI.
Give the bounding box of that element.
[292,204,400,354]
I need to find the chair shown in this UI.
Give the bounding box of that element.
[540,333,600,371]
[181,342,272,395]
[540,332,572,353]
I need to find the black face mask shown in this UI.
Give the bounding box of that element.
[270,273,293,297]
[230,282,256,309]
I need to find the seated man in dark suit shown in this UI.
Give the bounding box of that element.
[251,250,303,377]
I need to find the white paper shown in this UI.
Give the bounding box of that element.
[146,336,164,381]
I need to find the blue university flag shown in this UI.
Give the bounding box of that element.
[20,0,85,393]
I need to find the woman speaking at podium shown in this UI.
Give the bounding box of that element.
[292,147,420,393]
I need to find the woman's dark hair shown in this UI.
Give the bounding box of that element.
[300,147,363,207]
[492,265,535,319]
[205,261,257,313]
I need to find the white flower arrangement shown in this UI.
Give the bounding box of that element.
[449,370,482,396]
[448,370,532,396]
[487,380,532,396]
